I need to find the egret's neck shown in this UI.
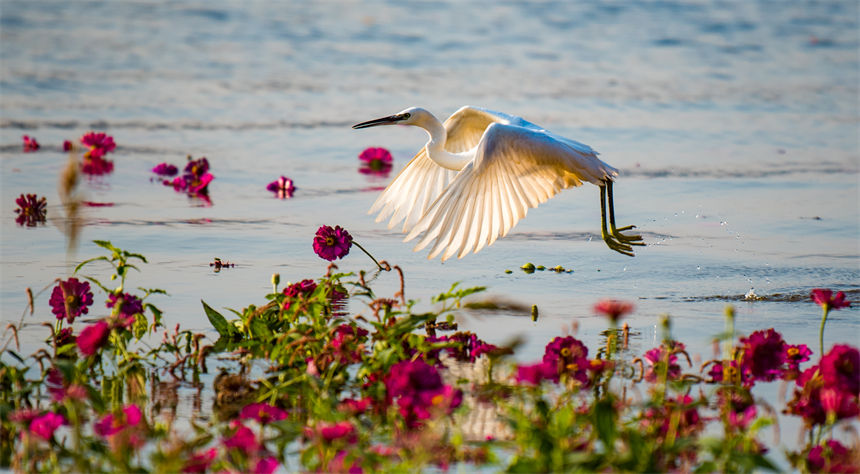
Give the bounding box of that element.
[421,117,471,171]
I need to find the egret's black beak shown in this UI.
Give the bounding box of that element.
[352,114,407,129]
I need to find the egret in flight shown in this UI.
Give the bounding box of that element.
[352,106,644,261]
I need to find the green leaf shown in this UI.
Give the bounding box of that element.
[249,317,273,340]
[201,300,235,338]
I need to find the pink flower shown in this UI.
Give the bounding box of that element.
[266,176,296,199]
[282,279,318,311]
[784,344,813,372]
[317,421,357,443]
[515,360,558,385]
[14,193,47,227]
[107,292,144,328]
[358,147,393,176]
[330,450,363,473]
[22,135,40,152]
[384,359,462,428]
[643,344,683,382]
[81,155,114,175]
[819,344,860,395]
[807,439,858,473]
[738,329,786,385]
[46,368,86,402]
[77,320,110,356]
[543,336,590,385]
[29,412,65,440]
[224,423,260,452]
[593,299,634,323]
[94,404,142,438]
[811,288,851,310]
[338,397,372,415]
[9,408,42,424]
[727,405,757,430]
[152,162,179,176]
[80,132,116,159]
[48,277,94,324]
[182,448,217,473]
[254,456,279,474]
[240,402,288,424]
[63,140,73,152]
[313,225,353,261]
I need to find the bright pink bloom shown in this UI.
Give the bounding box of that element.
[426,332,498,363]
[282,279,318,311]
[543,336,590,385]
[29,412,65,440]
[167,156,214,196]
[738,329,786,385]
[317,421,357,443]
[9,408,42,424]
[49,277,94,323]
[727,405,757,430]
[81,155,114,175]
[807,439,858,473]
[77,320,110,356]
[330,450,364,474]
[107,292,144,328]
[240,402,288,424]
[819,344,860,394]
[223,423,260,452]
[152,162,179,176]
[22,135,40,151]
[358,147,393,175]
[515,360,558,385]
[338,397,372,415]
[254,456,279,474]
[182,448,217,473]
[313,225,353,261]
[593,299,634,323]
[811,288,851,310]
[385,359,462,428]
[94,404,142,437]
[266,176,296,198]
[784,344,813,372]
[14,193,47,227]
[80,132,116,159]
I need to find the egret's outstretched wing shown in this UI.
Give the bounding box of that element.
[369,148,459,233]
[405,123,618,261]
[442,106,542,152]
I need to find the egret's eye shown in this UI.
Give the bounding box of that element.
[401,113,411,120]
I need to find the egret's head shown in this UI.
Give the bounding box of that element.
[352,107,432,129]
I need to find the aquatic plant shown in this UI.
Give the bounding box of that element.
[0,241,857,473]
[151,162,179,176]
[13,193,47,227]
[21,135,40,152]
[266,175,295,198]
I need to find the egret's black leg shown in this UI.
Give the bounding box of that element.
[600,183,635,256]
[606,180,644,246]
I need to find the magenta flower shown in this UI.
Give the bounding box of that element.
[266,175,296,199]
[384,359,462,428]
[426,332,498,363]
[77,320,110,356]
[14,193,47,227]
[80,132,116,159]
[254,457,280,474]
[807,440,858,473]
[643,343,684,382]
[106,292,144,328]
[515,360,558,385]
[29,412,65,440]
[223,422,260,452]
[22,135,40,152]
[593,299,634,324]
[48,277,94,324]
[166,156,214,197]
[313,225,353,261]
[46,368,86,402]
[317,421,357,443]
[738,329,786,385]
[328,324,369,364]
[9,408,42,424]
[63,140,73,152]
[182,448,217,473]
[81,155,114,175]
[152,162,179,176]
[784,343,813,372]
[358,147,393,175]
[94,404,142,437]
[811,288,851,310]
[338,397,372,415]
[240,402,288,424]
[282,279,318,311]
[819,344,859,395]
[543,336,590,385]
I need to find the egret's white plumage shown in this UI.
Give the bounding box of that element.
[353,106,642,261]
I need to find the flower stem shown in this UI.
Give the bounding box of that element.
[352,241,385,272]
[819,305,829,358]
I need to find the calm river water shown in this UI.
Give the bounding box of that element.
[1,0,858,458]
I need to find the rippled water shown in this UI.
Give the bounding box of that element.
[1,0,859,459]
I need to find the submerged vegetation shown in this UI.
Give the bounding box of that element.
[1,238,857,473]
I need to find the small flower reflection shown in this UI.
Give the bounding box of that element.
[266,175,296,199]
[210,257,236,272]
[22,135,40,152]
[14,193,47,227]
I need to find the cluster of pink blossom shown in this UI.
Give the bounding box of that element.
[384,359,463,429]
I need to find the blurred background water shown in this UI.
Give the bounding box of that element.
[1,0,858,457]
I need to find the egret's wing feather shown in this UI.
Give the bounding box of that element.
[442,106,543,153]
[369,148,458,233]
[406,123,618,261]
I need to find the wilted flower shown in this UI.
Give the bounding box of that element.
[594,299,634,324]
[266,175,296,198]
[48,277,94,324]
[107,292,144,328]
[811,288,851,310]
[29,412,65,440]
[313,225,353,261]
[182,448,217,473]
[240,402,288,424]
[14,193,47,227]
[22,135,40,152]
[358,147,393,175]
[807,439,858,473]
[152,162,179,176]
[738,329,786,385]
[80,132,116,159]
[77,320,110,356]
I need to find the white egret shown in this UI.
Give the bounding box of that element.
[352,106,643,261]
